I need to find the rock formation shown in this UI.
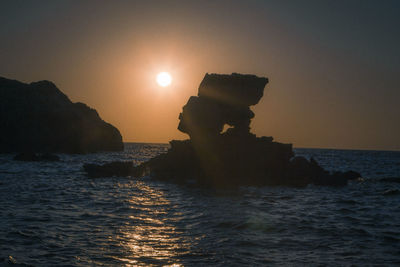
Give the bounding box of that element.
[178,73,267,139]
[0,77,123,154]
[85,73,361,187]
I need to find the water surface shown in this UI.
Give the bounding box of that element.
[0,144,399,266]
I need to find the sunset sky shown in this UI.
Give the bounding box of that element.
[1,0,399,150]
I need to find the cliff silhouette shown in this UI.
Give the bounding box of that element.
[0,77,123,153]
[84,73,361,187]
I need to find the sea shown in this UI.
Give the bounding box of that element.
[0,143,399,266]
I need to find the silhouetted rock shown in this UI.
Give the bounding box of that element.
[178,73,268,139]
[84,161,134,178]
[0,77,123,154]
[83,73,362,187]
[13,152,60,162]
[198,73,266,106]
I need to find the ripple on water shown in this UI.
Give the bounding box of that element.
[0,144,399,265]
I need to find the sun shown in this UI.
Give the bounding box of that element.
[156,72,172,87]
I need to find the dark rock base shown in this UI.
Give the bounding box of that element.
[134,134,361,187]
[83,134,361,188]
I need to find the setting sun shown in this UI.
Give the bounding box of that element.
[156,72,172,87]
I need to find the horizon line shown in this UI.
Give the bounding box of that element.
[122,141,400,153]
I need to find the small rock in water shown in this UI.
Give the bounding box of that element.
[13,152,60,162]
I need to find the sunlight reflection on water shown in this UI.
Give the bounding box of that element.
[115,181,187,266]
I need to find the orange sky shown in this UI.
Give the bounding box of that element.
[1,1,399,150]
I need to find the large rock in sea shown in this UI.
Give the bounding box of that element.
[0,77,123,153]
[84,73,361,187]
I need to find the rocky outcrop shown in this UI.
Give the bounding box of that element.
[84,73,361,187]
[0,77,123,154]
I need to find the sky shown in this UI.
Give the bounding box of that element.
[1,0,399,150]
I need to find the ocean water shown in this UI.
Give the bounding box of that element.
[0,143,399,266]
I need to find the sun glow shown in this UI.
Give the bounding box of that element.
[156,72,172,87]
